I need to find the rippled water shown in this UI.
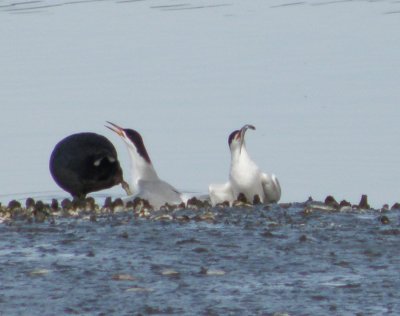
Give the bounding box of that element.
[1,203,399,314]
[1,0,400,314]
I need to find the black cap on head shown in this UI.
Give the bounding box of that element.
[228,130,240,147]
[124,129,152,164]
[228,125,256,150]
[106,122,152,165]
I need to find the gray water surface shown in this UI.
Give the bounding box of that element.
[2,2,400,312]
[1,0,400,207]
[1,204,399,315]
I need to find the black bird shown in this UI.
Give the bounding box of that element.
[49,132,131,199]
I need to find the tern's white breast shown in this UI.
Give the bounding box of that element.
[230,154,264,201]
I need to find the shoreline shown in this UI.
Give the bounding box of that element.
[1,194,399,225]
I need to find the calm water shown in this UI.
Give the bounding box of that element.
[1,0,400,207]
[1,1,400,314]
[1,203,399,315]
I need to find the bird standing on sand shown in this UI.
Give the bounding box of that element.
[49,132,131,199]
[209,124,281,205]
[106,122,183,209]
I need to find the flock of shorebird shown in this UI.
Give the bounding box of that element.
[49,123,281,209]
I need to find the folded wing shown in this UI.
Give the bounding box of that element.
[261,173,281,203]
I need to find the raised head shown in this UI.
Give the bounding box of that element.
[228,124,256,153]
[106,122,151,164]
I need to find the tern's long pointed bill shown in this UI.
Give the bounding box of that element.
[106,121,125,138]
[239,124,256,153]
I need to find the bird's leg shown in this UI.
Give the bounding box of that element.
[121,180,132,195]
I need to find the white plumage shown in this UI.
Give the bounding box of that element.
[209,124,281,205]
[106,122,183,209]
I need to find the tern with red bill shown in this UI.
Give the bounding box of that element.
[209,124,281,205]
[106,122,183,209]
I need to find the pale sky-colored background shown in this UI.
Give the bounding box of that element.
[1,0,399,207]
